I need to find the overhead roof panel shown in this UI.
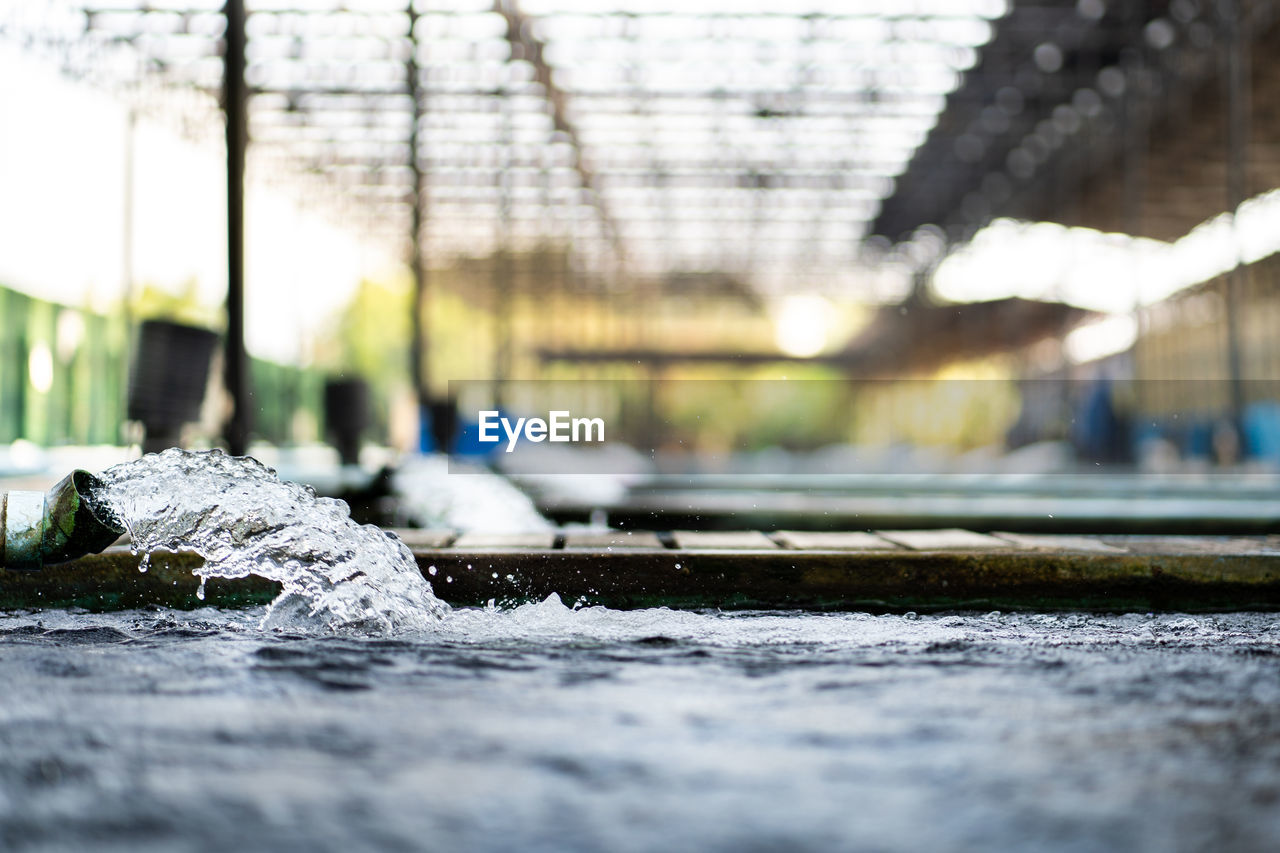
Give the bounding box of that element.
[2,0,1006,294]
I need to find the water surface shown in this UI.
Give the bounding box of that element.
[1,604,1278,852]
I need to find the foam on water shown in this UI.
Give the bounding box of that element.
[436,593,1280,649]
[94,448,448,633]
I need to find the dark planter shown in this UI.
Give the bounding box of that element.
[128,320,219,454]
[428,398,457,454]
[324,378,370,466]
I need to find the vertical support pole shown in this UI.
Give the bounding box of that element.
[537,144,554,379]
[121,108,136,446]
[1221,0,1249,440]
[494,82,513,408]
[1119,2,1149,436]
[1120,66,1146,238]
[222,0,250,456]
[407,1,431,431]
[1120,2,1148,276]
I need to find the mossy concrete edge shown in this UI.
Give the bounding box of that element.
[7,544,1279,613]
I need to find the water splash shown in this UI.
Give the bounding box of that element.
[93,448,448,633]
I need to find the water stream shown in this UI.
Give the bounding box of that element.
[91,448,448,633]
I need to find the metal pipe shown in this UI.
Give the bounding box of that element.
[1221,0,1250,439]
[223,0,250,457]
[121,108,136,447]
[494,81,514,409]
[406,0,431,421]
[1,471,125,572]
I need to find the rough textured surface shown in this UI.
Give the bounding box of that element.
[670,530,779,550]
[775,530,900,551]
[562,531,664,550]
[7,532,1280,613]
[879,528,1019,550]
[452,532,559,550]
[1,606,1280,852]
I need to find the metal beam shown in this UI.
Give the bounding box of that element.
[222,0,249,456]
[1222,0,1251,438]
[407,1,430,416]
[491,0,623,260]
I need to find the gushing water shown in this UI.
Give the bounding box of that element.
[92,448,448,633]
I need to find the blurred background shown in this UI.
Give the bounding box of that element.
[2,0,1280,524]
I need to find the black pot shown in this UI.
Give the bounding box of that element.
[128,320,219,453]
[428,398,457,454]
[324,378,370,466]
